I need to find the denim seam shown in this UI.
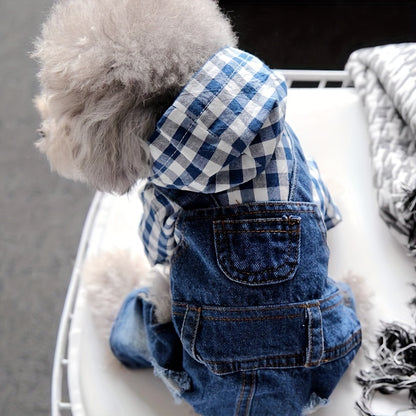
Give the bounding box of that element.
[173,304,200,312]
[235,371,256,416]
[170,212,189,266]
[205,351,304,365]
[305,305,324,367]
[217,261,298,281]
[216,229,299,234]
[287,127,298,202]
[320,298,344,313]
[186,329,360,374]
[209,359,306,375]
[180,307,189,344]
[319,291,341,307]
[203,337,361,374]
[170,240,188,266]
[317,305,324,366]
[306,308,314,367]
[180,305,202,362]
[190,307,201,361]
[324,329,362,354]
[172,291,339,312]
[174,311,303,321]
[202,314,303,322]
[182,205,327,245]
[235,371,247,416]
[322,329,362,362]
[209,193,222,208]
[246,370,256,416]
[214,217,301,226]
[184,208,316,221]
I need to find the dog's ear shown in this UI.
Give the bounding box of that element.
[34,94,86,183]
[34,84,174,194]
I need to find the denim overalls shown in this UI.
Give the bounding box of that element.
[110,48,361,415]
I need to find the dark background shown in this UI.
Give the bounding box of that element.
[219,1,416,69]
[1,1,415,415]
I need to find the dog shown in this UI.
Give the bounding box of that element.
[33,1,362,414]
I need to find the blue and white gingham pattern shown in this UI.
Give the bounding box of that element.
[140,183,182,265]
[307,158,342,230]
[148,47,287,196]
[140,48,341,266]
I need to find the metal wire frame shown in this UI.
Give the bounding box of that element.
[282,69,350,88]
[51,192,104,416]
[50,70,349,416]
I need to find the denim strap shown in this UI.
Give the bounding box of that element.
[179,305,203,363]
[305,303,324,367]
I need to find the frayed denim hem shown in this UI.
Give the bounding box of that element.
[151,359,191,403]
[302,392,329,415]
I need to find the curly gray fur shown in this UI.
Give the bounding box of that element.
[32,0,237,193]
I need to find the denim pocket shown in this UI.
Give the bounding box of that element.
[213,216,301,285]
[173,302,309,375]
[172,290,361,377]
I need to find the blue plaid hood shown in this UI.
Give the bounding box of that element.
[148,47,287,193]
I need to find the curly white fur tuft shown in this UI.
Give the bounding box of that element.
[83,250,151,340]
[147,266,172,324]
[339,272,377,371]
[83,249,173,339]
[33,0,237,193]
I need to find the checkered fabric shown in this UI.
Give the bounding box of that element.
[149,48,288,196]
[140,47,341,265]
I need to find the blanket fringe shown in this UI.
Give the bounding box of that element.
[402,187,416,255]
[356,320,416,415]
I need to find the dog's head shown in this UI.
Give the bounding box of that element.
[33,0,237,193]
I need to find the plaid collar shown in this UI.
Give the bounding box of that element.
[148,47,287,193]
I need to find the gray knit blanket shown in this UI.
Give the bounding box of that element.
[346,44,416,415]
[346,43,416,257]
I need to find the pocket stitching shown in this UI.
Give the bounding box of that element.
[214,217,301,285]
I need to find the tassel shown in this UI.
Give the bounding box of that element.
[410,284,416,310]
[403,188,416,214]
[356,321,416,415]
[402,187,416,253]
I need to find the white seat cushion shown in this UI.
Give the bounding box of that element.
[67,88,415,416]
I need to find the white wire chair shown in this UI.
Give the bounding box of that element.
[282,70,350,88]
